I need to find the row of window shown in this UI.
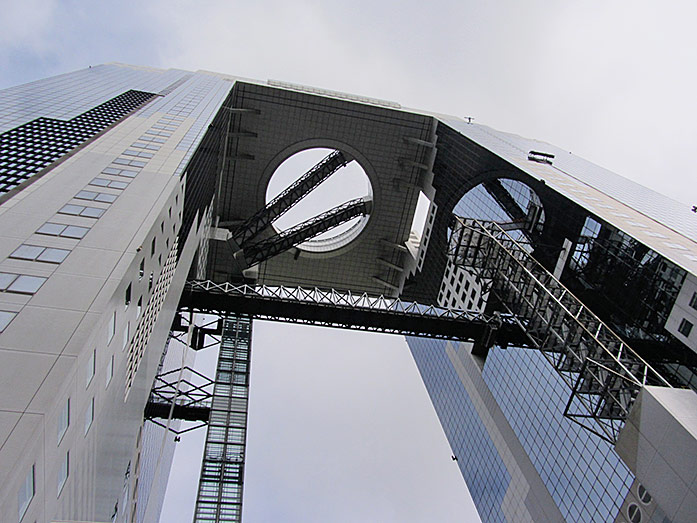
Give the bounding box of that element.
[0,90,156,194]
[0,134,140,325]
[9,98,188,523]
[0,272,46,294]
[33,121,169,515]
[9,108,163,518]
[10,110,180,518]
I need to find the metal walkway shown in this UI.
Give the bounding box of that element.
[181,279,529,346]
[448,216,672,442]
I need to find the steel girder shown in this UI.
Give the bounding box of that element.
[229,150,349,246]
[144,365,215,434]
[238,197,370,266]
[180,280,528,345]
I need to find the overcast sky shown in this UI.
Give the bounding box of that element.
[2,2,697,522]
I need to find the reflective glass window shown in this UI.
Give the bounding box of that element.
[59,204,84,215]
[7,275,46,294]
[62,225,88,239]
[57,397,70,445]
[678,318,693,337]
[37,222,66,235]
[57,451,69,496]
[10,245,44,260]
[689,292,697,311]
[0,310,16,332]
[18,465,34,520]
[80,207,105,218]
[84,397,94,434]
[0,272,17,290]
[37,248,70,263]
[95,193,117,203]
[75,190,98,200]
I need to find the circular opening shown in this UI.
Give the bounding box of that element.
[449,177,545,245]
[627,503,642,523]
[637,485,652,504]
[266,148,372,252]
[455,178,545,233]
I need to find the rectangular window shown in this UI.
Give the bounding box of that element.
[0,310,16,332]
[103,166,139,178]
[138,135,166,143]
[136,296,142,318]
[139,259,144,280]
[18,465,34,521]
[59,204,106,218]
[57,397,70,444]
[123,149,154,159]
[112,157,146,168]
[106,354,114,388]
[0,272,46,295]
[125,284,131,309]
[690,292,697,311]
[84,397,94,435]
[131,142,160,151]
[678,318,693,338]
[122,322,130,352]
[107,311,116,345]
[151,237,156,256]
[90,177,128,190]
[37,222,90,239]
[57,451,69,496]
[10,244,70,264]
[75,190,117,203]
[86,349,96,387]
[145,129,172,137]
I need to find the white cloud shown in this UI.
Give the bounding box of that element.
[0,0,58,49]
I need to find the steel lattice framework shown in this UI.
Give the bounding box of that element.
[229,150,349,246]
[144,366,214,432]
[238,197,370,266]
[180,279,529,345]
[448,216,672,442]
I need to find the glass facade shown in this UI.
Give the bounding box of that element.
[405,131,684,521]
[409,337,512,522]
[483,347,633,522]
[408,334,634,522]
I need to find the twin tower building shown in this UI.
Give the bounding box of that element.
[1,64,696,522]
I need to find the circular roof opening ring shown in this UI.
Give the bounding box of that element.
[260,142,376,256]
[454,175,546,236]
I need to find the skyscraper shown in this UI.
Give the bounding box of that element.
[1,64,695,523]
